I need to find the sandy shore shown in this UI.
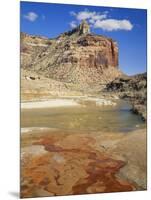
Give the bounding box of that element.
[21,97,117,109]
[21,99,81,109]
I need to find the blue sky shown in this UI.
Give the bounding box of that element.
[20,1,147,75]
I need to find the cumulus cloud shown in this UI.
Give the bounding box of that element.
[23,12,38,22]
[70,9,133,31]
[94,19,133,31]
[70,10,107,22]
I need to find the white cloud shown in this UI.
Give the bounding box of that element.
[23,12,38,22]
[94,19,133,31]
[69,21,77,28]
[70,9,133,32]
[91,13,107,21]
[76,10,95,21]
[71,10,107,22]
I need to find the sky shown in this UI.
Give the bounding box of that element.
[20,1,147,75]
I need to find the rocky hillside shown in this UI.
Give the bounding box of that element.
[105,73,147,120]
[21,20,121,86]
[21,33,52,68]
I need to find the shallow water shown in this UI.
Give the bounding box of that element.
[21,100,145,133]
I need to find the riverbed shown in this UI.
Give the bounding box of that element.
[21,99,145,133]
[20,98,146,198]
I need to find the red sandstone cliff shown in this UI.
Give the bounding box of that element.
[21,20,121,85]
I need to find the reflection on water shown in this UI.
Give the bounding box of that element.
[21,100,145,133]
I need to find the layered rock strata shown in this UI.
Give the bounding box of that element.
[21,20,121,86]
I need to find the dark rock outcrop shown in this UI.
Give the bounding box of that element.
[105,73,147,120]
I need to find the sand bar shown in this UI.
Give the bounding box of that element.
[21,99,81,109]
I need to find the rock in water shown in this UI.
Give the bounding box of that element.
[21,20,121,86]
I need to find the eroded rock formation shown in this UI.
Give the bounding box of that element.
[105,73,147,120]
[21,20,121,86]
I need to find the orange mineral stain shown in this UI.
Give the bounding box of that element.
[21,133,135,198]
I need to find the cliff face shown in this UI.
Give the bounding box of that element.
[21,20,121,85]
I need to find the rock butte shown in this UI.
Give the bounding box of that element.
[21,20,121,85]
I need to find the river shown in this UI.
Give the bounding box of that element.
[21,99,145,133]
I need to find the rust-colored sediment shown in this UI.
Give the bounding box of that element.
[21,131,135,198]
